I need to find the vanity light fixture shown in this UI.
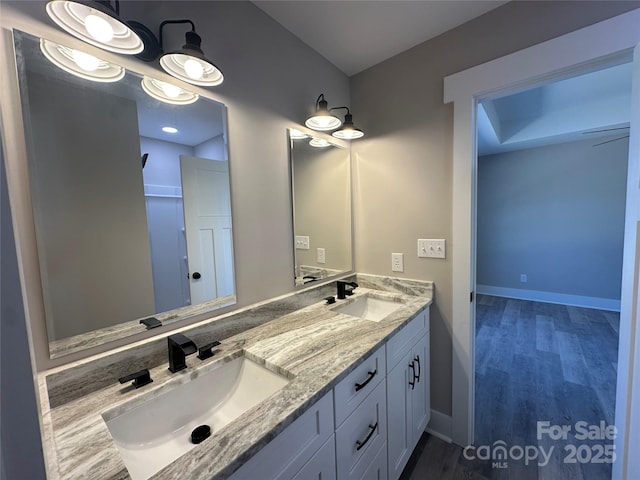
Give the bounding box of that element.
[332,108,365,140]
[162,126,178,134]
[309,137,331,148]
[305,94,341,131]
[46,0,143,55]
[141,76,199,105]
[39,38,125,82]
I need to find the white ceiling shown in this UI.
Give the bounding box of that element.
[253,0,509,76]
[478,62,632,155]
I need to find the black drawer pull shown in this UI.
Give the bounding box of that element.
[408,362,416,390]
[414,355,421,382]
[355,369,377,392]
[356,422,378,451]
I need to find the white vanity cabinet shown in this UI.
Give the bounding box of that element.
[386,310,430,480]
[228,391,334,480]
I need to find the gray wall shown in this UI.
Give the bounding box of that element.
[350,0,639,416]
[477,137,628,301]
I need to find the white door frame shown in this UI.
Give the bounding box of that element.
[444,9,640,478]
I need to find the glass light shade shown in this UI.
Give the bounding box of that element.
[46,0,143,55]
[305,113,341,131]
[40,38,124,82]
[332,127,364,140]
[309,137,331,148]
[141,76,199,105]
[160,53,224,86]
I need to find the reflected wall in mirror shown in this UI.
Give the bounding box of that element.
[13,30,236,358]
[288,129,352,286]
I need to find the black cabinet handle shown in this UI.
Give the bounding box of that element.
[355,369,377,392]
[414,355,421,382]
[408,362,416,390]
[356,422,378,451]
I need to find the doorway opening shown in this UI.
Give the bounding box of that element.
[473,62,630,478]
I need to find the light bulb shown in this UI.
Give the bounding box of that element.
[71,49,100,71]
[161,82,182,98]
[84,14,114,43]
[184,58,204,80]
[162,126,178,133]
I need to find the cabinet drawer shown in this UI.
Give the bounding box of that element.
[359,442,388,480]
[336,379,387,480]
[386,309,429,372]
[230,391,334,480]
[334,344,386,427]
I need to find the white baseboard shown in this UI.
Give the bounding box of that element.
[426,410,452,443]
[476,285,620,312]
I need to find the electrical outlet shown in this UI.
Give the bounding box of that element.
[418,239,446,259]
[317,248,326,264]
[295,235,309,250]
[392,253,404,272]
[520,274,528,283]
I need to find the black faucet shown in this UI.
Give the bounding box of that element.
[168,333,197,373]
[337,281,359,299]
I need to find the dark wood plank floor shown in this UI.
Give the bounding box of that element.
[401,295,619,480]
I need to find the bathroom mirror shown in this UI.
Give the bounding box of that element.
[288,129,352,286]
[12,30,236,358]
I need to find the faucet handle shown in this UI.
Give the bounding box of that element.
[197,341,221,360]
[118,369,153,389]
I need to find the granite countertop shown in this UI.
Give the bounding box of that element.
[39,285,432,480]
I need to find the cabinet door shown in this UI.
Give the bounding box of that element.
[360,442,388,480]
[292,435,337,480]
[386,351,412,480]
[410,332,430,445]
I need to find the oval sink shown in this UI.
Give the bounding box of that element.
[332,294,403,322]
[103,355,289,480]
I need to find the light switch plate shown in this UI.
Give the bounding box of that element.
[392,253,404,272]
[295,235,310,250]
[317,248,326,264]
[418,239,446,259]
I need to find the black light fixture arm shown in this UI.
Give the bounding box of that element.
[158,19,196,49]
[330,106,351,115]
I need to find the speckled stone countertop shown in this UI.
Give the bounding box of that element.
[39,279,432,480]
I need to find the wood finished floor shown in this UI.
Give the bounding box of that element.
[401,295,620,480]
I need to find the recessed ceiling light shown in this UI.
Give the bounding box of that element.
[162,126,178,133]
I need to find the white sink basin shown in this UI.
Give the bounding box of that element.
[333,294,403,322]
[103,356,289,480]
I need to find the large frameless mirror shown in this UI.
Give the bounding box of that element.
[12,30,236,358]
[288,129,352,286]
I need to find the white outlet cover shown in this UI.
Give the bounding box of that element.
[392,252,404,272]
[317,248,326,264]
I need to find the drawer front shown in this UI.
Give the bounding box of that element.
[292,434,337,480]
[230,391,334,480]
[334,344,386,427]
[386,309,429,373]
[359,442,388,480]
[336,379,387,480]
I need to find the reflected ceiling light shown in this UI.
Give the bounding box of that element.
[141,76,199,105]
[40,38,124,82]
[309,137,331,148]
[162,126,178,133]
[332,109,364,140]
[46,0,143,55]
[289,128,308,140]
[305,94,341,131]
